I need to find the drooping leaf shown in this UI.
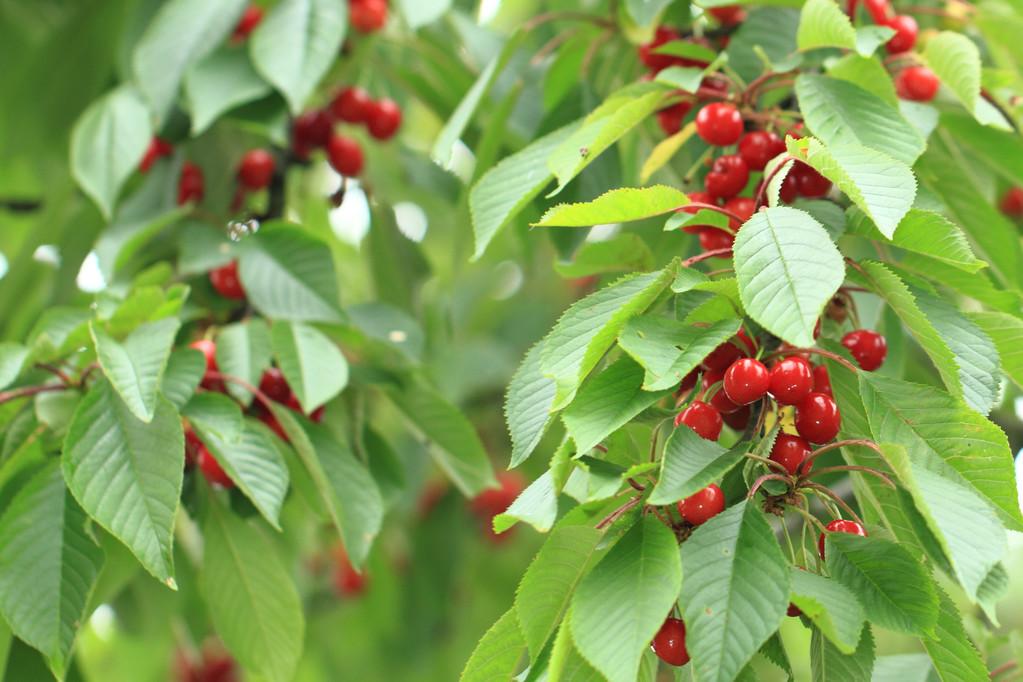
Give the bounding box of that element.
[618,316,741,391]
[921,586,988,681]
[460,608,526,682]
[553,234,655,279]
[810,625,874,682]
[0,343,29,392]
[547,619,603,682]
[648,426,744,505]
[826,54,898,104]
[789,568,865,654]
[969,312,1023,391]
[923,32,981,117]
[161,347,206,409]
[184,45,272,135]
[91,317,180,423]
[181,392,244,445]
[535,186,689,227]
[505,343,557,469]
[797,0,856,52]
[845,208,983,272]
[271,320,348,412]
[494,470,559,534]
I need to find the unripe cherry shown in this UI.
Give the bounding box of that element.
[674,400,723,441]
[695,103,744,146]
[841,329,887,371]
[795,392,841,443]
[651,618,689,666]
[677,483,726,525]
[818,519,867,560]
[723,358,770,405]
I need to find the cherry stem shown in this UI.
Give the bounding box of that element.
[747,473,791,499]
[683,201,745,228]
[34,363,73,386]
[799,439,883,474]
[595,495,643,530]
[627,478,646,492]
[745,453,791,476]
[802,465,896,489]
[990,661,1019,680]
[682,248,733,267]
[804,482,866,528]
[207,371,274,411]
[754,155,795,209]
[522,10,614,31]
[0,383,69,405]
[78,362,100,387]
[762,347,859,374]
[649,505,675,529]
[790,503,829,535]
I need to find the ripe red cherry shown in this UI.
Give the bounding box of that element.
[657,100,693,136]
[779,172,799,203]
[293,109,333,150]
[705,154,750,200]
[184,428,203,468]
[841,329,887,371]
[258,368,291,403]
[884,15,918,53]
[1001,187,1023,219]
[695,103,744,146]
[787,604,803,617]
[896,66,940,102]
[677,483,726,525]
[738,130,784,171]
[818,519,867,560]
[139,137,173,173]
[795,392,841,443]
[676,369,699,395]
[177,162,204,205]
[350,0,388,33]
[326,134,364,176]
[708,5,746,25]
[237,149,275,190]
[674,400,723,441]
[189,339,217,373]
[723,358,769,405]
[698,227,734,252]
[812,364,832,397]
[769,356,813,405]
[470,471,525,518]
[702,369,742,414]
[209,261,246,300]
[638,26,683,72]
[232,5,264,41]
[330,86,372,123]
[651,618,689,666]
[366,98,402,140]
[864,0,890,22]
[703,339,745,372]
[722,404,750,430]
[723,196,755,225]
[793,163,831,197]
[332,547,368,596]
[198,446,234,488]
[770,434,813,475]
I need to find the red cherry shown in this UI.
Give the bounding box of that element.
[795,392,841,443]
[677,369,699,394]
[787,604,803,617]
[651,618,689,666]
[232,5,264,41]
[177,162,205,205]
[723,196,755,225]
[198,446,234,488]
[326,134,364,176]
[770,434,813,475]
[721,404,750,430]
[793,163,831,197]
[293,109,333,149]
[703,369,742,414]
[818,519,867,560]
[703,339,746,372]
[237,149,275,190]
[884,15,918,53]
[738,130,784,171]
[366,98,402,140]
[736,328,758,355]
[779,172,799,203]
[140,137,173,173]
[209,261,246,300]
[695,103,744,146]
[812,364,832,397]
[698,227,735,253]
[896,66,939,102]
[657,100,693,136]
[332,546,368,597]
[674,400,723,440]
[470,471,525,518]
[184,428,203,468]
[350,0,388,33]
[329,86,372,123]
[864,0,890,22]
[787,122,805,139]
[258,368,291,403]
[841,329,887,371]
[677,483,726,525]
[190,339,218,374]
[638,27,683,72]
[705,154,750,200]
[708,5,746,25]
[723,358,769,405]
[1000,187,1023,219]
[768,356,813,405]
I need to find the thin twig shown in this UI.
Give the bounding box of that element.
[799,439,883,474]
[748,473,791,499]
[804,483,865,528]
[682,248,733,267]
[802,465,896,489]
[762,347,859,374]
[35,363,73,386]
[0,383,68,405]
[596,496,643,530]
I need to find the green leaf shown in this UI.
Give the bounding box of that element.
[505,343,557,468]
[184,45,272,135]
[570,517,681,682]
[396,0,452,28]
[940,112,1023,185]
[640,121,697,182]
[0,343,28,391]
[91,317,180,423]
[554,234,655,279]
[70,86,152,218]
[845,208,984,272]
[202,495,304,682]
[854,25,895,57]
[923,32,981,117]
[34,392,80,438]
[250,0,346,114]
[970,312,1023,390]
[271,321,348,412]
[618,316,741,391]
[181,392,243,444]
[161,348,206,409]
[789,569,865,654]
[548,619,603,681]
[921,586,988,680]
[535,186,689,227]
[541,266,676,410]
[562,357,671,455]
[797,0,856,51]
[827,54,898,105]
[238,223,342,323]
[824,533,939,635]
[795,74,924,165]
[494,470,559,534]
[792,136,916,237]
[733,206,844,346]
[460,608,526,682]
[810,625,874,682]
[132,0,247,121]
[63,380,183,585]
[726,8,801,82]
[682,501,789,682]
[648,426,744,505]
[470,122,580,260]
[515,523,604,659]
[0,463,103,680]
[215,319,273,406]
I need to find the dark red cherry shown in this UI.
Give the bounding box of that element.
[787,604,803,617]
[770,433,813,475]
[674,400,723,441]
[723,358,769,405]
[198,446,234,488]
[209,261,246,300]
[695,103,744,146]
[366,98,402,140]
[738,130,784,171]
[139,137,173,173]
[677,484,726,525]
[841,329,887,371]
[638,27,683,72]
[723,196,755,225]
[818,519,867,560]
[721,404,750,430]
[293,109,333,149]
[768,356,813,405]
[1001,187,1023,219]
[350,0,388,33]
[795,392,840,443]
[330,86,372,123]
[258,368,291,403]
[812,364,832,397]
[177,162,204,205]
[702,369,742,415]
[651,618,689,666]
[326,134,364,176]
[698,227,734,253]
[793,163,831,198]
[708,5,746,25]
[705,154,750,200]
[657,100,693,136]
[703,339,745,372]
[238,149,275,190]
[232,5,264,41]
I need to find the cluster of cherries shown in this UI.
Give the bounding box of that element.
[856,0,943,102]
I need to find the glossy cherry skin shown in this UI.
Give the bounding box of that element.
[238,149,275,190]
[723,196,755,226]
[818,519,867,560]
[139,137,173,173]
[795,392,841,443]
[770,434,813,475]
[722,404,750,430]
[190,339,217,374]
[177,162,204,205]
[366,98,402,140]
[638,27,683,72]
[779,172,799,203]
[702,369,742,414]
[258,368,291,403]
[864,0,890,22]
[1001,187,1023,219]
[184,428,203,468]
[209,261,246,300]
[695,103,744,146]
[657,100,693,136]
[198,445,234,488]
[884,15,918,53]
[703,339,745,372]
[723,358,769,405]
[698,227,734,252]
[292,109,333,150]
[708,5,745,25]
[769,356,814,405]
[705,154,750,200]
[841,329,887,371]
[326,134,364,176]
[678,483,726,525]
[330,86,372,123]
[738,130,784,171]
[674,400,723,441]
[793,163,831,197]
[232,5,264,41]
[350,0,388,33]
[651,617,689,666]
[812,364,833,397]
[896,66,939,102]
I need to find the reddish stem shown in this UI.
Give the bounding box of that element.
[801,464,896,488]
[207,371,274,411]
[799,439,883,474]
[0,383,69,405]
[684,201,745,227]
[762,347,859,374]
[804,482,865,528]
[754,155,795,209]
[682,248,733,267]
[595,495,643,530]
[747,473,791,499]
